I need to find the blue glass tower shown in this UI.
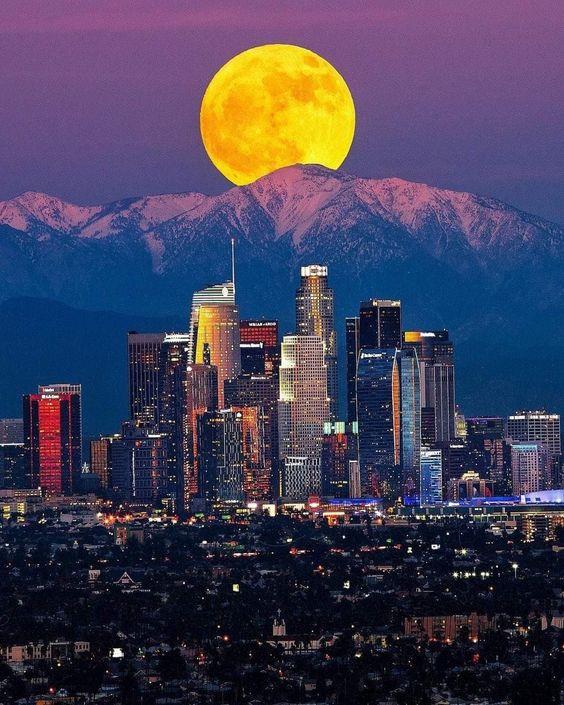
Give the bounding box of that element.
[356,349,400,498]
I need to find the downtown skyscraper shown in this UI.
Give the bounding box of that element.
[277,335,329,498]
[128,332,165,427]
[403,330,456,443]
[23,384,82,494]
[189,280,241,409]
[346,299,402,423]
[295,265,338,419]
[356,348,421,500]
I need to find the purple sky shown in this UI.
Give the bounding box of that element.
[1,0,563,223]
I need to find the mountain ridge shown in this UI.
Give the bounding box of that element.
[0,164,563,431]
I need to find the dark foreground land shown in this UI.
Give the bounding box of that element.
[0,512,563,704]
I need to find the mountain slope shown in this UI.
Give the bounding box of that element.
[0,164,563,429]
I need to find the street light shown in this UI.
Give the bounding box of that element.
[512,562,518,579]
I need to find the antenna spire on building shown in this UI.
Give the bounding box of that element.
[231,237,236,299]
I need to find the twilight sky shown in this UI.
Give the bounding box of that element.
[1,0,563,223]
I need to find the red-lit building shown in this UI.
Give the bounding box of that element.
[240,320,279,376]
[23,385,82,494]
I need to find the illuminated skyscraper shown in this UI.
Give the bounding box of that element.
[23,385,82,494]
[403,330,455,443]
[193,302,241,408]
[466,417,511,494]
[128,332,165,427]
[89,435,119,490]
[321,421,358,498]
[197,409,244,503]
[508,410,561,488]
[356,349,400,498]
[295,265,338,419]
[349,299,401,430]
[224,373,278,498]
[510,441,549,494]
[359,299,401,349]
[278,335,329,498]
[345,316,360,422]
[110,423,169,502]
[399,348,421,501]
[240,319,279,376]
[231,405,270,501]
[188,281,235,361]
[507,411,560,454]
[184,364,218,502]
[158,334,191,509]
[420,449,443,506]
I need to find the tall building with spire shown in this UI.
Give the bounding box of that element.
[188,242,241,409]
[295,265,338,419]
[278,335,329,498]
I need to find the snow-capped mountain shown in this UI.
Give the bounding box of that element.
[0,163,563,333]
[1,164,564,428]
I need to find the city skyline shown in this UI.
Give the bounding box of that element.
[0,6,563,702]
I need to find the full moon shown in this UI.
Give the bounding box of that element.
[200,44,355,185]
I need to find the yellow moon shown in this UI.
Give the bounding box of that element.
[200,44,355,185]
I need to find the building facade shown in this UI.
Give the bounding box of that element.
[278,335,329,498]
[23,385,82,494]
[127,333,165,427]
[295,265,338,420]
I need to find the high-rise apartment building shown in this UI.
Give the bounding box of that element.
[321,421,358,498]
[295,265,338,419]
[359,299,401,349]
[345,317,360,422]
[240,320,279,377]
[278,335,329,498]
[23,385,82,494]
[127,332,165,427]
[403,330,455,443]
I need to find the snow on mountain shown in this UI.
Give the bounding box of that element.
[0,191,101,236]
[1,165,562,262]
